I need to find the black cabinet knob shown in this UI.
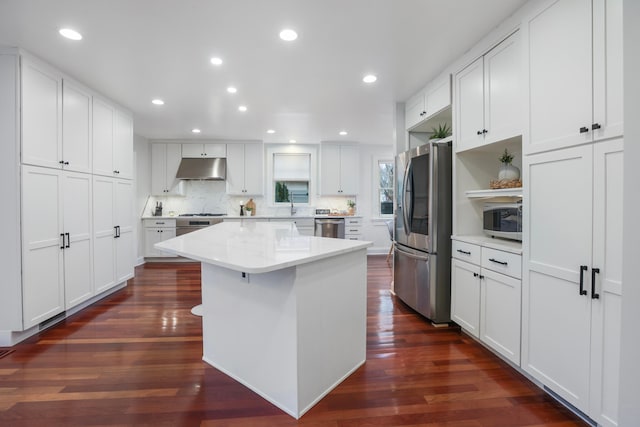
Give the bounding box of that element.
[477,130,483,135]
[592,123,601,130]
[580,126,589,134]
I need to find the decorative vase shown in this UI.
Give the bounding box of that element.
[498,163,520,180]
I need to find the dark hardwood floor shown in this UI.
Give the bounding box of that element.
[0,256,586,426]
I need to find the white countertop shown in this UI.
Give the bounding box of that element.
[142,215,361,220]
[155,221,372,274]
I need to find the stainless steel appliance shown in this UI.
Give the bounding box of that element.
[394,139,452,323]
[175,158,226,180]
[315,218,345,239]
[176,214,225,236]
[483,201,523,241]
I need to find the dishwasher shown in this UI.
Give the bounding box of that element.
[314,218,345,238]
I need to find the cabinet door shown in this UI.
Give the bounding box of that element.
[484,31,521,145]
[62,171,94,308]
[592,0,623,141]
[522,144,593,412]
[320,144,341,195]
[21,166,64,329]
[62,80,92,173]
[226,143,245,194]
[114,110,133,179]
[451,258,481,338]
[525,0,592,153]
[242,143,264,195]
[145,228,176,257]
[165,143,184,195]
[150,144,167,195]
[455,57,484,152]
[203,143,226,158]
[425,75,451,117]
[92,97,115,177]
[93,176,116,293]
[405,90,426,130]
[21,57,62,169]
[589,138,623,427]
[480,268,521,365]
[115,179,134,284]
[339,145,359,195]
[181,144,203,158]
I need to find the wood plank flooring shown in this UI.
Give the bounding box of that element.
[0,256,586,426]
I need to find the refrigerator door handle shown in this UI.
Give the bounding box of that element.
[430,142,439,253]
[402,160,412,235]
[394,245,429,261]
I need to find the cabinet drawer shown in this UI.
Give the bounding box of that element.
[345,217,361,226]
[143,218,176,228]
[452,240,481,265]
[481,247,521,279]
[345,226,362,235]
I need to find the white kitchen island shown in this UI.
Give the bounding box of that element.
[155,220,372,419]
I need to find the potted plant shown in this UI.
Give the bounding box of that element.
[429,123,451,140]
[347,199,356,215]
[498,148,520,180]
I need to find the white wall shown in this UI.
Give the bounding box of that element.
[618,0,640,423]
[133,133,150,264]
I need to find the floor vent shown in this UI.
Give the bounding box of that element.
[39,312,66,331]
[0,350,15,360]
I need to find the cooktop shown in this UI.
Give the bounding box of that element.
[179,213,227,217]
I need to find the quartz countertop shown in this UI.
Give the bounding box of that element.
[142,214,362,220]
[155,221,372,273]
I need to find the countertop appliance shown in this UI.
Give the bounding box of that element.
[394,139,452,323]
[176,215,225,236]
[315,218,345,239]
[483,201,523,241]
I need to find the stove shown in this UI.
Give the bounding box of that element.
[179,213,227,217]
[176,214,226,236]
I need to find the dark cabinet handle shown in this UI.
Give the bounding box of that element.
[65,232,70,248]
[60,233,65,249]
[64,161,69,165]
[482,129,488,134]
[591,268,600,299]
[477,130,483,135]
[580,126,589,133]
[489,258,508,266]
[457,249,471,255]
[117,226,121,237]
[592,123,601,130]
[479,275,485,280]
[473,272,478,277]
[59,160,65,164]
[579,265,588,295]
[114,226,119,238]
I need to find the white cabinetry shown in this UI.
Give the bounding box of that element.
[151,143,184,195]
[62,80,92,174]
[143,219,177,257]
[405,74,451,131]
[524,0,622,154]
[344,217,362,240]
[93,176,134,294]
[319,144,358,195]
[269,218,315,236]
[226,143,263,195]
[522,138,622,425]
[92,96,133,179]
[455,31,521,152]
[182,143,226,158]
[451,238,522,365]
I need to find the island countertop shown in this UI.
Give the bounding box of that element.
[155,220,372,274]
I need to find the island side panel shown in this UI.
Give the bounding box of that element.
[295,248,368,416]
[201,263,300,418]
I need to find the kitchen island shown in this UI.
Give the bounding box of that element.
[155,221,372,419]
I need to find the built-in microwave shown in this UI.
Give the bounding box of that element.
[483,201,522,241]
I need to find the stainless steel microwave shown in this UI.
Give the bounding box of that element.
[483,202,523,241]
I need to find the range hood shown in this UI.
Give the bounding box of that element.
[175,158,226,180]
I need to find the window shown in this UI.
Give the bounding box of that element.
[273,153,310,204]
[377,160,394,216]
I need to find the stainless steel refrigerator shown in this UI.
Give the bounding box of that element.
[393,139,452,323]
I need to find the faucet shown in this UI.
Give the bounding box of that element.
[290,192,296,216]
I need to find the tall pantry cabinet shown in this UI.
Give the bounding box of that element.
[521,0,622,426]
[0,48,135,345]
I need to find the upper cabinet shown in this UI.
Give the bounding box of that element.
[92,96,133,179]
[455,31,521,152]
[524,0,622,154]
[21,56,62,169]
[319,143,358,196]
[226,142,263,195]
[151,143,184,196]
[405,74,451,131]
[182,143,226,158]
[62,80,92,174]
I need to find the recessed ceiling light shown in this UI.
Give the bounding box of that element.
[227,86,237,93]
[59,28,82,41]
[210,57,223,66]
[363,74,377,83]
[339,131,348,136]
[192,128,201,134]
[238,105,247,112]
[266,129,275,134]
[279,29,298,41]
[289,139,296,144]
[151,99,164,105]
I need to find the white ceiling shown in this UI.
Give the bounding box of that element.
[0,0,527,145]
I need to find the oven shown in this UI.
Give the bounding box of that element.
[176,215,225,236]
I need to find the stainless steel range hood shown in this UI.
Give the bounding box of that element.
[175,158,226,180]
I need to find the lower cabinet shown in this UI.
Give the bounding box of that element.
[344,217,362,240]
[144,219,177,257]
[21,166,94,329]
[451,239,522,365]
[269,218,315,236]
